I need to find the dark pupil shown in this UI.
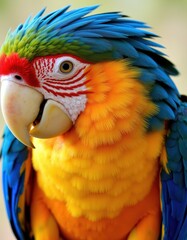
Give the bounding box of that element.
[62,62,70,70]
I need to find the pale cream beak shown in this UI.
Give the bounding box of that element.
[1,79,73,148]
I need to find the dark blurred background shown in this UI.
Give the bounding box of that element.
[0,0,187,239]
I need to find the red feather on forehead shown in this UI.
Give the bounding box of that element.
[0,53,40,87]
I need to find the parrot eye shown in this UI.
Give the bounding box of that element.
[59,61,73,73]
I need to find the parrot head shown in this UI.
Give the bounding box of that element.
[0,52,90,147]
[0,5,179,147]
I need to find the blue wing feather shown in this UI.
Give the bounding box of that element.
[151,85,169,100]
[133,52,158,68]
[161,100,187,240]
[1,126,31,240]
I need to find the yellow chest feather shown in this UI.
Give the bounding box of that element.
[32,61,164,221]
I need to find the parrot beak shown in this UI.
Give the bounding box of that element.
[1,78,73,148]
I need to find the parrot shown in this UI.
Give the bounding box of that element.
[0,5,187,240]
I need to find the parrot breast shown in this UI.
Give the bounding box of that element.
[32,60,164,238]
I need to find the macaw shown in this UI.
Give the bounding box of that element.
[0,5,187,240]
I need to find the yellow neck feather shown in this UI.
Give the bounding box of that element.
[32,60,164,221]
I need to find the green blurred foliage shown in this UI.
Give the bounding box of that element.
[0,0,8,10]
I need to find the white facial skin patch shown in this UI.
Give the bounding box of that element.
[33,55,90,123]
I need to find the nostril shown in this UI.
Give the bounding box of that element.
[14,75,22,80]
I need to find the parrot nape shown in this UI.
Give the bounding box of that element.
[0,5,187,240]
